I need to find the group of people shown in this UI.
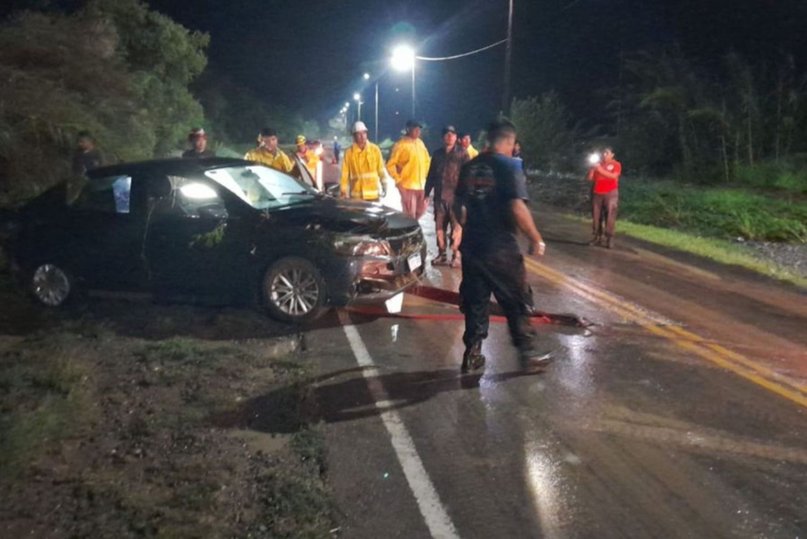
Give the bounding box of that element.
[337,117,622,372]
[338,119,482,268]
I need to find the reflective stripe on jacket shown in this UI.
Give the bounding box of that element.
[340,142,385,200]
[386,137,431,190]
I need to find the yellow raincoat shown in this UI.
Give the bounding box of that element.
[386,137,431,190]
[340,142,385,200]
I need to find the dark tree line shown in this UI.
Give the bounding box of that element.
[512,47,807,187]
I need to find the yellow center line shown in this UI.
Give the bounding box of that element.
[523,257,807,408]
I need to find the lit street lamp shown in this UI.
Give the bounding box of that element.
[391,44,416,117]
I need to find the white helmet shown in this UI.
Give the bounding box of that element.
[352,121,369,134]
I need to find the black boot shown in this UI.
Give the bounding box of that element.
[461,342,486,373]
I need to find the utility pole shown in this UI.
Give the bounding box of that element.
[374,81,379,141]
[502,0,514,114]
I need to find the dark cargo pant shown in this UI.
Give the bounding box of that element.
[592,189,619,238]
[459,248,537,350]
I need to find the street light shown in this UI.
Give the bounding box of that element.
[391,44,416,117]
[363,72,370,80]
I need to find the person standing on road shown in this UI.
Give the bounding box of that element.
[587,147,622,249]
[333,136,342,164]
[425,125,469,268]
[244,128,294,173]
[387,119,431,220]
[340,121,386,202]
[453,119,549,373]
[460,132,479,159]
[182,127,215,159]
[72,131,103,176]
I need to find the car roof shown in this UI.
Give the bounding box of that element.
[87,158,252,179]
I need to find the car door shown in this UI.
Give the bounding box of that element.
[64,173,149,290]
[144,174,255,301]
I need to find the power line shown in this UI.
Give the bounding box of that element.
[416,38,508,62]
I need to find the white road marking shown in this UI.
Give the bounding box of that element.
[339,311,460,539]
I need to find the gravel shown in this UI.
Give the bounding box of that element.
[743,240,807,278]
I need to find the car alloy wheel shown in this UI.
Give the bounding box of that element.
[264,257,327,323]
[31,264,72,307]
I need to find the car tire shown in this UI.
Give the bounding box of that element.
[262,257,328,323]
[30,263,74,307]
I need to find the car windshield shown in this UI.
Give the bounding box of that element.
[204,165,317,210]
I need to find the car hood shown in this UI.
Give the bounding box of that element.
[265,196,419,237]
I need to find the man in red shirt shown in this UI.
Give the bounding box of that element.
[587,147,622,248]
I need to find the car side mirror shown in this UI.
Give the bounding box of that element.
[197,204,228,220]
[325,183,340,198]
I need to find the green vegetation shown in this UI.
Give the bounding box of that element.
[0,1,324,209]
[619,181,807,243]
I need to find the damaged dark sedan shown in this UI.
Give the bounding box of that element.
[3,158,426,322]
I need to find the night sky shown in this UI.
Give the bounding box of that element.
[5,0,807,141]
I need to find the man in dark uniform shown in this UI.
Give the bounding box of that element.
[72,131,103,176]
[182,127,215,158]
[424,125,469,268]
[453,119,550,373]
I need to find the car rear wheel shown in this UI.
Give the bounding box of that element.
[263,257,327,323]
[31,263,73,307]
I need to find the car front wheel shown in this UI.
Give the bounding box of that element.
[30,263,73,307]
[262,257,327,323]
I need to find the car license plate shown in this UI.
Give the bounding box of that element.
[407,253,422,271]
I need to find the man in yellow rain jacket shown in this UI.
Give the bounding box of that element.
[340,121,386,202]
[244,127,293,173]
[387,119,431,220]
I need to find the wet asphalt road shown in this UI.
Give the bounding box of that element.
[312,161,807,538]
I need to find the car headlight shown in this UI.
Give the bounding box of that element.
[333,237,392,257]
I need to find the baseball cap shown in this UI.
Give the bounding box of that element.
[405,119,423,129]
[441,125,457,135]
[352,121,369,133]
[259,127,277,137]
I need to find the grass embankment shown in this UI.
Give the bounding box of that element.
[530,174,807,286]
[0,320,335,537]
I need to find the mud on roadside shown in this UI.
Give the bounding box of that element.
[0,281,337,538]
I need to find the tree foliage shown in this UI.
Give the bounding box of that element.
[0,1,208,205]
[510,93,583,171]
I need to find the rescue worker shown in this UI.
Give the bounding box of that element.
[586,147,622,249]
[453,119,550,373]
[340,121,386,202]
[424,125,469,268]
[72,131,103,176]
[182,127,215,159]
[295,134,309,162]
[460,132,479,159]
[244,127,294,173]
[387,119,431,220]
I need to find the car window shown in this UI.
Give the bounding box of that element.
[73,175,132,214]
[156,176,227,219]
[204,165,316,210]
